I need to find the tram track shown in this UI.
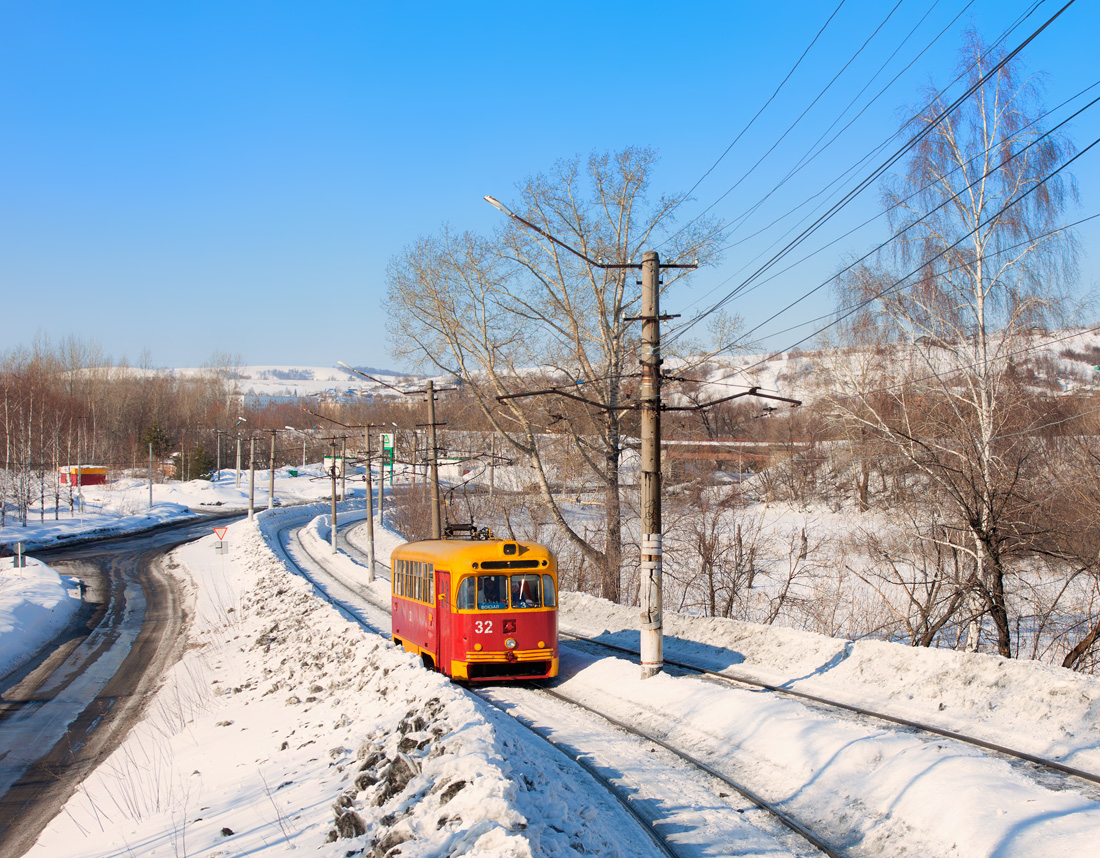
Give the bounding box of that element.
[282,516,841,857]
[278,519,702,855]
[473,682,840,858]
[277,514,1100,857]
[559,630,1100,791]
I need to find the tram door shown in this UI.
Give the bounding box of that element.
[435,571,452,676]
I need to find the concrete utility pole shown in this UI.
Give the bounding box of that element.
[363,427,376,581]
[248,437,256,520]
[426,380,442,539]
[340,437,347,501]
[235,417,247,489]
[301,407,378,578]
[329,437,339,554]
[484,194,696,680]
[639,250,664,679]
[268,429,277,509]
[148,442,153,509]
[378,439,384,522]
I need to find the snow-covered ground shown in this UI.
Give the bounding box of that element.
[3,478,1100,857]
[0,558,83,680]
[0,465,342,553]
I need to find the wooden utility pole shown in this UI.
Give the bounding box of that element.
[639,250,664,679]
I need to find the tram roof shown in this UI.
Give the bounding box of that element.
[392,538,553,564]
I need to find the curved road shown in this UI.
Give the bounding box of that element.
[0,517,241,858]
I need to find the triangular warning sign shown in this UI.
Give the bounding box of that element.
[214,527,228,540]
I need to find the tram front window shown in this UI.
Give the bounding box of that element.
[476,575,508,610]
[510,574,541,608]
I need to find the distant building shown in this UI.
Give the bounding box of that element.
[59,465,108,485]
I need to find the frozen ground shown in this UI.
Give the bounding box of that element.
[0,558,83,680]
[0,465,342,553]
[2,478,1098,857]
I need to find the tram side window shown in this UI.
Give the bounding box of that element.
[510,574,541,609]
[421,562,433,603]
[542,574,557,608]
[477,575,508,610]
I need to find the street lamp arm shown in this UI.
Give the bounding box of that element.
[485,195,610,269]
[485,196,698,271]
[337,361,408,395]
[302,406,353,430]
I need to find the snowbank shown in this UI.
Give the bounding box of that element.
[561,591,1100,771]
[34,512,641,857]
[0,558,82,679]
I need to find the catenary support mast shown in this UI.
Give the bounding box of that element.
[639,250,664,678]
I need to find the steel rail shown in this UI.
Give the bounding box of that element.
[283,517,840,857]
[561,631,1100,787]
[526,684,845,858]
[471,690,682,858]
[284,518,862,854]
[275,518,682,858]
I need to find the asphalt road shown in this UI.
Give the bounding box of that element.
[0,516,243,858]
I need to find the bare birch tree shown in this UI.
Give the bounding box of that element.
[828,29,1079,656]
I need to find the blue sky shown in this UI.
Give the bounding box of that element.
[2,0,1098,371]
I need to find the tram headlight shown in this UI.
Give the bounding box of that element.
[504,638,517,649]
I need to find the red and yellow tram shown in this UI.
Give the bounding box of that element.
[390,537,559,681]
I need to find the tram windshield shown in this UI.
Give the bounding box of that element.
[510,574,541,608]
[455,573,551,610]
[476,575,508,610]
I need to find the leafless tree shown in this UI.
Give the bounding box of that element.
[828,29,1080,657]
[663,485,761,618]
[386,147,723,601]
[845,509,970,647]
[1032,426,1100,671]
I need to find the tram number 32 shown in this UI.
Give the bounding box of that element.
[474,620,494,634]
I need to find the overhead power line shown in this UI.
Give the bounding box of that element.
[664,0,909,248]
[707,88,1100,353]
[710,211,1100,360]
[665,0,847,223]
[665,0,1013,259]
[707,129,1100,389]
[667,0,1079,347]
